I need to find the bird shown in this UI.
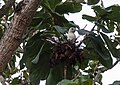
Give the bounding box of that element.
[67,27,76,43]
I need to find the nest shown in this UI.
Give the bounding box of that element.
[50,41,85,67]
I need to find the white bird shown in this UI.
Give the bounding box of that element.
[67,27,76,42]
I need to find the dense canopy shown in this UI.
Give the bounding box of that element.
[0,0,120,85]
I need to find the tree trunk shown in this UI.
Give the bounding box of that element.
[0,0,42,72]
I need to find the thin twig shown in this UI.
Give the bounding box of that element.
[91,24,96,31]
[83,24,87,29]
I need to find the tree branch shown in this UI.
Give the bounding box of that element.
[0,0,15,18]
[0,0,42,72]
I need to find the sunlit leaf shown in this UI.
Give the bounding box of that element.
[23,71,29,79]
[58,79,78,85]
[11,78,20,85]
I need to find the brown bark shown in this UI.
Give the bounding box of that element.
[0,0,42,72]
[0,0,15,18]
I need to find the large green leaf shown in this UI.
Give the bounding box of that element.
[30,43,51,84]
[82,14,96,22]
[97,24,111,33]
[87,0,100,5]
[105,5,120,22]
[46,64,64,85]
[54,26,67,34]
[106,20,115,32]
[90,35,113,68]
[79,75,93,85]
[58,79,79,85]
[92,6,107,17]
[51,12,70,26]
[32,42,46,64]
[31,10,52,28]
[100,32,120,58]
[42,0,62,11]
[46,64,73,85]
[11,78,20,85]
[20,33,42,69]
[111,81,120,85]
[20,33,52,85]
[93,5,120,22]
[55,2,82,14]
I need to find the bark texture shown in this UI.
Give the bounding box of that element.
[0,0,42,72]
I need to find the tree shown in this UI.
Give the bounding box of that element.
[0,0,120,85]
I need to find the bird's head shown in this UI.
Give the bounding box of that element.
[68,27,76,33]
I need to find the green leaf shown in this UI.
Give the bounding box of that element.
[32,42,46,64]
[89,60,98,70]
[82,14,96,22]
[79,75,93,85]
[108,21,115,32]
[51,12,69,26]
[20,33,52,85]
[23,39,52,85]
[11,78,20,85]
[100,32,120,58]
[83,48,98,60]
[20,33,42,69]
[105,5,120,22]
[90,35,113,68]
[111,81,120,85]
[46,64,64,85]
[46,64,73,85]
[42,0,62,11]
[54,26,67,34]
[23,71,29,79]
[55,2,82,14]
[97,24,111,33]
[58,79,78,85]
[75,0,85,3]
[87,0,100,5]
[30,47,51,84]
[92,6,107,17]
[31,10,52,28]
[25,40,52,85]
